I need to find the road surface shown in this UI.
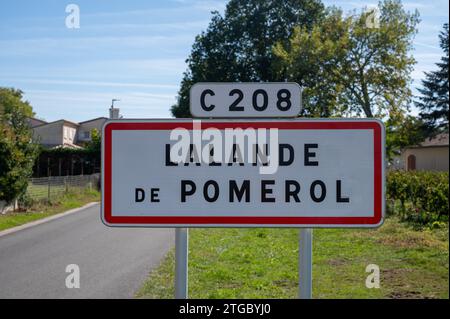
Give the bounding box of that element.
[0,203,173,298]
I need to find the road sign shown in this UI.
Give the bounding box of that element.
[190,82,301,118]
[101,119,384,228]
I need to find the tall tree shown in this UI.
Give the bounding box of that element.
[273,7,350,117]
[0,88,39,208]
[274,0,420,118]
[416,23,449,134]
[385,114,426,160]
[171,0,326,118]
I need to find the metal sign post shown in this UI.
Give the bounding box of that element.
[299,228,313,299]
[175,228,188,299]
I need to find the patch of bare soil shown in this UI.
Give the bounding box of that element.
[327,258,348,266]
[382,268,436,299]
[387,290,423,299]
[376,234,435,249]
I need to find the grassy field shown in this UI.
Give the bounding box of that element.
[26,183,66,200]
[0,189,100,231]
[136,217,449,299]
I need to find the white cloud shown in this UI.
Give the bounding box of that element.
[402,2,434,9]
[4,78,179,90]
[0,35,193,57]
[414,41,441,50]
[4,20,211,35]
[413,52,442,60]
[411,64,436,81]
[23,89,175,121]
[81,1,225,20]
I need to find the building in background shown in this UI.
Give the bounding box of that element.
[401,133,449,171]
[28,104,121,149]
[77,117,108,144]
[27,103,123,177]
[29,119,84,149]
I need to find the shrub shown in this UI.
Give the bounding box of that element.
[0,88,39,205]
[17,192,35,211]
[386,171,449,225]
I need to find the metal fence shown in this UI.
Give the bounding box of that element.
[26,173,100,202]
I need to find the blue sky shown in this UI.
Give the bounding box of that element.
[0,0,448,122]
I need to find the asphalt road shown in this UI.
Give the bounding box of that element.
[0,203,173,298]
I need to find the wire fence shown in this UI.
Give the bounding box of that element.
[26,174,100,202]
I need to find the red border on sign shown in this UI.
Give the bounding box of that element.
[103,121,383,226]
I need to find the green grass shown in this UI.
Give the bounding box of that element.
[136,218,449,299]
[26,184,68,201]
[0,189,100,231]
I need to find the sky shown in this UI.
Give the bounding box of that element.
[0,0,448,122]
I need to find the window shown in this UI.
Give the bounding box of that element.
[84,131,90,139]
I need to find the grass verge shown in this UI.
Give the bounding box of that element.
[136,217,448,299]
[0,189,100,231]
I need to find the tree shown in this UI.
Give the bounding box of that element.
[170,0,326,118]
[84,128,101,154]
[272,7,350,117]
[385,114,426,160]
[274,0,420,118]
[416,23,449,134]
[0,88,39,207]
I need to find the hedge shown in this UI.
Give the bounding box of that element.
[33,147,100,177]
[386,170,449,225]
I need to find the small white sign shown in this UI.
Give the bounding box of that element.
[190,82,301,118]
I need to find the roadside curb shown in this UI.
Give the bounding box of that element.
[0,202,99,238]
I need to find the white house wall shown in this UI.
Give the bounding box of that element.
[402,147,449,171]
[78,118,107,143]
[33,121,64,146]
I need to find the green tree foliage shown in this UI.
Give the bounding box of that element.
[170,0,326,118]
[385,114,426,160]
[0,88,39,205]
[272,7,349,116]
[416,23,449,134]
[84,128,101,154]
[274,0,420,118]
[387,171,449,225]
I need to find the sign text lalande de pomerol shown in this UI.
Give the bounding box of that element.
[134,121,350,205]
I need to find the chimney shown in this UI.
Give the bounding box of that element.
[109,108,120,119]
[110,99,121,119]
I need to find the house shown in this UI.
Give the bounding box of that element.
[77,117,108,143]
[28,105,120,149]
[31,119,84,149]
[402,133,449,171]
[26,117,47,128]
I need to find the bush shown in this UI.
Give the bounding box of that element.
[0,88,39,205]
[17,192,35,211]
[387,171,449,225]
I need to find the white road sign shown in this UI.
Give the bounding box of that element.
[189,82,302,118]
[101,119,385,228]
